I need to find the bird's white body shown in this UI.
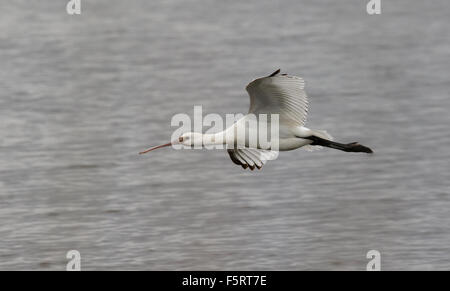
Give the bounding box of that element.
[213,117,318,151]
[140,69,372,170]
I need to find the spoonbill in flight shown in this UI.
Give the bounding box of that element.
[139,69,373,170]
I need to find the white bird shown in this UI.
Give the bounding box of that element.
[139,69,373,170]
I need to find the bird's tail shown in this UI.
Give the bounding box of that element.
[306,130,373,153]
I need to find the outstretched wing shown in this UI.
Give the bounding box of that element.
[227,148,278,170]
[246,69,308,126]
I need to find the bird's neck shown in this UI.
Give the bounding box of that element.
[201,132,227,146]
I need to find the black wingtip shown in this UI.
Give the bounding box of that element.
[268,69,281,77]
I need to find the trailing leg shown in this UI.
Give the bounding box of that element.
[306,135,373,153]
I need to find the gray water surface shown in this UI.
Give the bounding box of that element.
[0,0,449,270]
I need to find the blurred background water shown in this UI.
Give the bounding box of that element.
[0,0,449,270]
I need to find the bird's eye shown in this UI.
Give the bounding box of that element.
[179,137,184,142]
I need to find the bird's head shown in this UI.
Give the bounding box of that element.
[139,132,204,154]
[177,132,203,147]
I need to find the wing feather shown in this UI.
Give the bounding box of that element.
[227,148,278,170]
[246,71,308,126]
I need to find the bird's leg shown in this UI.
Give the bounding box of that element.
[305,136,373,154]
